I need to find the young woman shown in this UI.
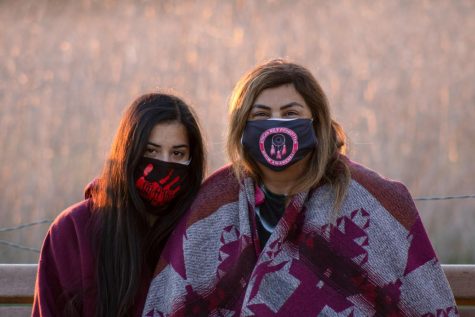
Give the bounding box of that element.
[32,92,206,316]
[142,60,458,316]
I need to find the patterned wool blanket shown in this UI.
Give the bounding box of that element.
[142,159,458,316]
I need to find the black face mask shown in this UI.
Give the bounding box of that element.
[241,118,317,171]
[134,157,189,210]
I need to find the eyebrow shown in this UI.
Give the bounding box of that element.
[252,102,305,110]
[147,142,189,149]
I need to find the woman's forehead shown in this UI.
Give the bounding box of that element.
[254,84,308,110]
[148,122,189,147]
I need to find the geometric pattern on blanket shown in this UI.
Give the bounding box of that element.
[143,163,458,317]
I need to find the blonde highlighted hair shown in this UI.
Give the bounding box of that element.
[227,59,350,209]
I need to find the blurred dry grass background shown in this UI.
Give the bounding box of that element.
[0,0,474,263]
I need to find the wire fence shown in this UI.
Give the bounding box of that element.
[413,194,475,201]
[0,240,42,253]
[1,194,474,254]
[0,219,52,233]
[0,219,51,254]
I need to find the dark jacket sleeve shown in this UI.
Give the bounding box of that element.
[32,201,92,317]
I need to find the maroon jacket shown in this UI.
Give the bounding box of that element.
[32,199,151,316]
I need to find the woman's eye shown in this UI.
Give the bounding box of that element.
[252,112,269,119]
[172,151,185,158]
[284,111,299,117]
[144,148,159,156]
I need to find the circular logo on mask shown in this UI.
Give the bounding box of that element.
[259,127,299,166]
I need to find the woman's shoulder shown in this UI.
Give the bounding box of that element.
[48,199,93,238]
[345,158,418,229]
[200,164,240,193]
[182,165,241,227]
[346,158,409,192]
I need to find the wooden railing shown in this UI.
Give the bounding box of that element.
[0,264,36,316]
[1,264,474,316]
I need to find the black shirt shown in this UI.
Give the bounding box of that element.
[255,186,287,246]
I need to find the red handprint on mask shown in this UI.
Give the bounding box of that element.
[135,163,181,206]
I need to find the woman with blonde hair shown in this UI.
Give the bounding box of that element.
[143,60,457,316]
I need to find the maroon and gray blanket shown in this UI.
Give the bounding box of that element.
[142,160,458,316]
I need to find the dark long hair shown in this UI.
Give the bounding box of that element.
[90,93,206,317]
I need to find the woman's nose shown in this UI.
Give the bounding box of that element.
[157,153,170,162]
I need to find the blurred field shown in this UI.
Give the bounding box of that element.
[0,0,474,263]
